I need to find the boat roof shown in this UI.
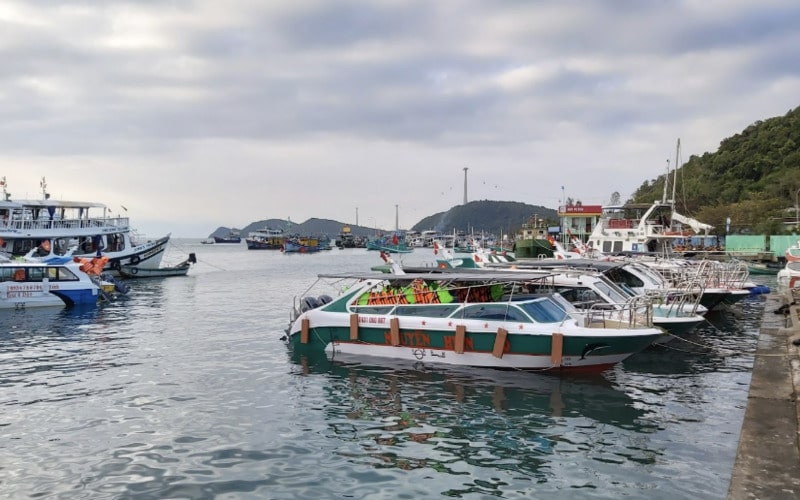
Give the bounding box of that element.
[318,270,560,282]
[10,199,107,209]
[485,258,629,272]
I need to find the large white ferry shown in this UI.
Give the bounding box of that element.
[0,177,169,273]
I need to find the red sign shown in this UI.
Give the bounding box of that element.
[561,205,602,215]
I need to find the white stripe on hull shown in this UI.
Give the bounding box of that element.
[324,342,631,370]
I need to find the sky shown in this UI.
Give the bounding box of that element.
[1,1,799,238]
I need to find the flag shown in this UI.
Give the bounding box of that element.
[392,233,399,245]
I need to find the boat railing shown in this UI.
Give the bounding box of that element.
[581,296,653,329]
[605,218,635,229]
[645,287,704,315]
[1,216,130,232]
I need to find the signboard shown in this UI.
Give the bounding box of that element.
[560,205,602,215]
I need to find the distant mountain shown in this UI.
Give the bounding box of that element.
[208,218,377,240]
[208,200,559,239]
[412,200,557,235]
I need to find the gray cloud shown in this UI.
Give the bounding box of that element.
[0,0,798,237]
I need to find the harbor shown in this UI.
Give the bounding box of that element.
[0,243,776,498]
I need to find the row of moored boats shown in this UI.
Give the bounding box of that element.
[283,235,770,372]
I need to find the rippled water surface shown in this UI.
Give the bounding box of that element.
[0,241,773,499]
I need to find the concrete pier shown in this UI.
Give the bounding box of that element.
[728,290,800,499]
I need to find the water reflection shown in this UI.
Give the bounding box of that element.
[289,352,656,490]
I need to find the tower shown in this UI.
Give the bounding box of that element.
[463,167,468,204]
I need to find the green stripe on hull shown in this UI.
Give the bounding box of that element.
[291,325,658,359]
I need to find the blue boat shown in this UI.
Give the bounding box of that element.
[366,233,413,253]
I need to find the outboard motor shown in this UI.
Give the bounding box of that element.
[100,272,130,295]
[300,296,321,313]
[188,253,197,264]
[317,294,333,305]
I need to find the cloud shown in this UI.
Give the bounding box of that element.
[1,0,798,236]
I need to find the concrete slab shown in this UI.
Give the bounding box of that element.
[728,292,800,499]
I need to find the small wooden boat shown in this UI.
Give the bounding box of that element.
[747,262,782,275]
[119,253,196,279]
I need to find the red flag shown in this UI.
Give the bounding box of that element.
[392,233,399,245]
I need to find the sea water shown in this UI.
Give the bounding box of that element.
[0,240,770,499]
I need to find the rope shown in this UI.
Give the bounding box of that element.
[657,334,741,356]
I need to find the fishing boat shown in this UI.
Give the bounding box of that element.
[513,216,555,259]
[0,258,127,309]
[366,232,413,254]
[245,228,287,250]
[119,253,197,279]
[213,231,241,244]
[284,270,666,372]
[283,236,325,253]
[0,177,170,273]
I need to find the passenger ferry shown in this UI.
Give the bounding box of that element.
[0,177,169,274]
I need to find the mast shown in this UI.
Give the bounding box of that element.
[671,138,680,209]
[662,160,670,203]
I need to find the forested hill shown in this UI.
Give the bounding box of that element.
[411,200,557,234]
[631,105,800,234]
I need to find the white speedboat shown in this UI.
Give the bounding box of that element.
[0,259,123,309]
[285,270,666,372]
[0,179,170,274]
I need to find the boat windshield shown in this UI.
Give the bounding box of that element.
[517,296,571,323]
[592,278,630,304]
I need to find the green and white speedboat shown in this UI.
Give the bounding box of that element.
[285,271,665,372]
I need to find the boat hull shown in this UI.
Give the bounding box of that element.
[119,266,189,278]
[513,239,554,259]
[246,239,284,250]
[287,320,660,372]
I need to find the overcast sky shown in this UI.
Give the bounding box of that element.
[1,1,798,238]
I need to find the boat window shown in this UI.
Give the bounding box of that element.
[352,306,394,315]
[458,304,530,322]
[108,233,125,252]
[394,304,459,318]
[55,267,80,281]
[517,298,570,323]
[612,241,623,252]
[605,268,645,288]
[1,267,27,282]
[26,267,47,282]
